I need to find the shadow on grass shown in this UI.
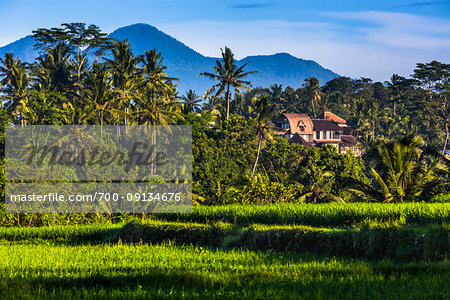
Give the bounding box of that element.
[1,222,447,262]
[113,223,448,262]
[0,266,447,300]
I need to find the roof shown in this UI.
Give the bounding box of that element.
[288,133,313,146]
[312,119,343,131]
[342,126,353,135]
[341,135,358,147]
[315,111,347,124]
[276,113,314,135]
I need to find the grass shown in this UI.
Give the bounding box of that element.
[1,202,448,227]
[152,202,449,226]
[0,242,448,299]
[0,202,448,299]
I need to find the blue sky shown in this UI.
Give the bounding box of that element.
[0,0,449,81]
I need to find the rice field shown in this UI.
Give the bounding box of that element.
[0,203,448,299]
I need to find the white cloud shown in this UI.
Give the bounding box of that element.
[323,11,450,48]
[157,11,450,82]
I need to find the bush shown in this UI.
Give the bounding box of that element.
[227,182,304,204]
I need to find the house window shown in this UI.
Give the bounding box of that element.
[299,126,305,132]
[316,131,320,139]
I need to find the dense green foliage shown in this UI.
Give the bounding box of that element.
[0,22,448,300]
[1,23,449,203]
[191,115,368,204]
[348,135,450,202]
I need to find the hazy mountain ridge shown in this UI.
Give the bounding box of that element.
[0,23,339,93]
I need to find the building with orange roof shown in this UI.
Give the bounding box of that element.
[274,111,361,155]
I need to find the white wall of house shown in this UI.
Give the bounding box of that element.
[300,134,312,142]
[314,131,342,140]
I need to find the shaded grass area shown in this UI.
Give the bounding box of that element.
[0,223,122,244]
[0,243,448,300]
[0,220,448,262]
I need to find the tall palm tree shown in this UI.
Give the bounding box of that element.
[0,53,30,126]
[138,49,178,116]
[251,95,275,179]
[84,64,115,135]
[180,89,202,114]
[347,135,449,202]
[135,50,181,175]
[385,74,405,116]
[355,99,389,144]
[104,39,140,127]
[134,88,182,126]
[139,49,176,92]
[134,86,183,175]
[199,47,257,120]
[33,43,74,94]
[0,53,20,87]
[303,77,322,118]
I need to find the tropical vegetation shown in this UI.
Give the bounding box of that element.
[0,22,449,300]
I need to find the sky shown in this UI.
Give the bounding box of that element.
[0,0,449,82]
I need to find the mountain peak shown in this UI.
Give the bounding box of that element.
[108,23,205,60]
[0,23,339,92]
[110,23,161,34]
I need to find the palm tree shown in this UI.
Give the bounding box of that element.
[138,49,178,113]
[231,92,255,117]
[104,39,140,127]
[298,166,344,203]
[385,74,405,115]
[355,99,389,144]
[199,47,257,120]
[33,43,74,94]
[84,64,115,135]
[135,50,181,175]
[0,53,30,126]
[380,114,409,139]
[0,53,20,87]
[251,95,275,179]
[134,87,183,175]
[347,135,449,202]
[139,49,176,90]
[180,89,202,114]
[303,77,322,118]
[134,87,182,126]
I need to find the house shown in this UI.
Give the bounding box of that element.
[274,111,361,154]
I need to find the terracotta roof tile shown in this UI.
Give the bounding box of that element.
[312,119,343,131]
[315,111,347,124]
[276,113,314,135]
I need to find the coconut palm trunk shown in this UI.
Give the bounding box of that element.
[226,84,230,120]
[251,135,263,178]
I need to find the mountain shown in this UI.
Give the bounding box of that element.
[0,35,41,63]
[0,23,339,93]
